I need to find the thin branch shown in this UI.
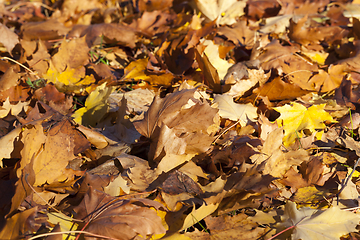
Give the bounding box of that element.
[27,230,118,240]
[337,157,360,204]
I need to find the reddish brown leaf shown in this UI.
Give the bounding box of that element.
[73,187,166,240]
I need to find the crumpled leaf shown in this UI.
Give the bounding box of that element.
[72,82,113,127]
[213,94,257,127]
[134,88,218,161]
[274,102,336,147]
[43,66,96,94]
[277,201,360,240]
[202,40,233,80]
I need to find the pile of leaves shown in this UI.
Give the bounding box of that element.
[4,0,360,239]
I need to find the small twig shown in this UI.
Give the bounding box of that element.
[337,157,360,204]
[212,120,240,145]
[27,230,118,240]
[25,174,84,223]
[1,57,40,78]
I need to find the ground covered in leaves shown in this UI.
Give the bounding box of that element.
[3,0,360,239]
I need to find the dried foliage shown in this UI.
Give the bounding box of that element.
[2,0,360,239]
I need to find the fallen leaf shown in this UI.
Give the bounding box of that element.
[277,201,360,240]
[0,23,19,54]
[274,102,336,147]
[73,187,167,240]
[213,94,257,127]
[0,97,29,118]
[0,207,38,239]
[134,88,218,161]
[194,0,246,25]
[72,82,113,126]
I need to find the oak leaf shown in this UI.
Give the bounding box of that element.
[0,97,29,118]
[274,102,336,147]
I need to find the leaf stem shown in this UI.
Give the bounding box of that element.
[266,225,295,240]
[337,157,360,204]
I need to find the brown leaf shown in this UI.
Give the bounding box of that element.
[51,37,89,72]
[137,0,173,12]
[131,10,175,36]
[0,23,19,54]
[160,170,203,196]
[134,88,218,161]
[288,15,348,46]
[20,40,50,75]
[200,213,267,240]
[69,23,137,48]
[73,187,166,240]
[253,76,310,101]
[32,119,86,185]
[246,0,280,21]
[218,20,255,48]
[21,19,69,41]
[0,207,39,239]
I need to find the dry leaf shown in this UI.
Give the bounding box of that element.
[213,94,257,127]
[277,201,360,240]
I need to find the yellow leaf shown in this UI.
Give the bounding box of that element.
[47,212,78,240]
[302,50,329,65]
[124,58,173,85]
[213,94,257,127]
[72,82,113,126]
[274,102,336,147]
[278,201,360,240]
[43,66,96,94]
[202,40,233,79]
[181,202,219,231]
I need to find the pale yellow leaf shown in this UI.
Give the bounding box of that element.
[104,175,130,196]
[278,201,360,240]
[213,94,257,126]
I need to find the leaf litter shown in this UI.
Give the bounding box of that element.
[2,0,360,240]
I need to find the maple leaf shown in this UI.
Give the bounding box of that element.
[213,94,257,127]
[277,201,360,240]
[274,102,336,147]
[73,187,167,240]
[194,0,246,25]
[43,66,96,94]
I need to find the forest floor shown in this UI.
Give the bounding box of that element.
[2,0,360,239]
